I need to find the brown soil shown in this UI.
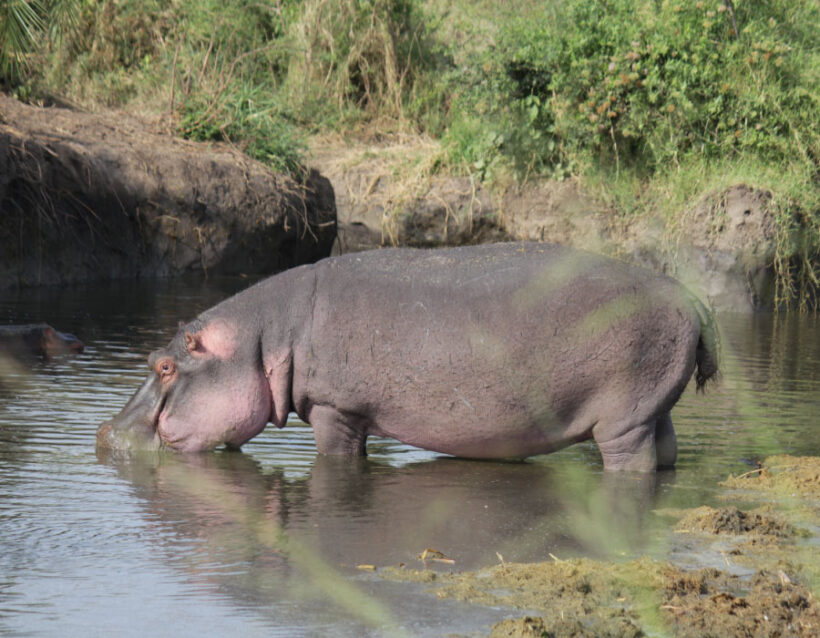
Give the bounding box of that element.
[661,567,819,638]
[385,558,820,638]
[378,455,820,637]
[0,95,336,287]
[309,134,510,253]
[722,455,820,502]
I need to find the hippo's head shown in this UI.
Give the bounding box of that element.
[97,318,271,453]
[38,325,85,359]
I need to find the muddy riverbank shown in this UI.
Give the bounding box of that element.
[379,455,820,637]
[0,96,336,288]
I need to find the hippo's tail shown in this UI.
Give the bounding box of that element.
[692,296,720,392]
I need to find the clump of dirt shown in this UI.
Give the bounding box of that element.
[386,557,654,612]
[384,558,820,638]
[675,506,797,539]
[489,613,642,638]
[683,184,777,264]
[722,456,820,501]
[661,568,820,638]
[385,558,656,636]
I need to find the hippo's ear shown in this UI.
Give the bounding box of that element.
[185,331,202,354]
[185,319,238,359]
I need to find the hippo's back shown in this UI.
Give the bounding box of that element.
[316,242,633,292]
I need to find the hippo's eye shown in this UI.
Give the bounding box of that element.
[156,359,175,379]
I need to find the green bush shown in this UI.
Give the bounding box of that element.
[465,0,820,178]
[28,0,439,170]
[436,0,819,307]
[178,85,304,174]
[32,0,305,171]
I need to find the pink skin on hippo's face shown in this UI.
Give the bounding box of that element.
[153,319,271,451]
[99,318,272,453]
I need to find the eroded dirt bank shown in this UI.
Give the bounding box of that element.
[311,138,785,313]
[0,96,336,288]
[378,455,820,637]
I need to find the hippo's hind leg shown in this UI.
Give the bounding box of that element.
[593,411,677,472]
[655,411,677,469]
[307,404,368,456]
[593,422,658,472]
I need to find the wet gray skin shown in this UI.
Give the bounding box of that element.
[97,242,718,471]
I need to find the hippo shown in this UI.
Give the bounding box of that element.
[97,242,718,471]
[0,323,85,360]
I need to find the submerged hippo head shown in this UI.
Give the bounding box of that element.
[97,318,271,453]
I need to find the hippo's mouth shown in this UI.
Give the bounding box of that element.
[153,396,179,448]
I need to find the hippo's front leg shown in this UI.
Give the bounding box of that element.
[307,404,369,456]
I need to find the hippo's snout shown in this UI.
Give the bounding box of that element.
[96,416,162,453]
[98,375,165,453]
[96,417,163,453]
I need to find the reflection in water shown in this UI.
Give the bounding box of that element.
[0,279,819,636]
[103,451,664,565]
[94,449,667,635]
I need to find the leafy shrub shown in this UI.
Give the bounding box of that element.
[438,0,819,307]
[30,0,438,169]
[169,0,304,172]
[460,0,819,178]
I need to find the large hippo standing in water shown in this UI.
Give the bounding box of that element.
[97,242,718,471]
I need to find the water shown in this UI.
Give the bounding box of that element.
[1,278,819,637]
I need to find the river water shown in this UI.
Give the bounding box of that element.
[1,277,818,637]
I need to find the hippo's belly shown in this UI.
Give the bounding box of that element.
[364,391,594,459]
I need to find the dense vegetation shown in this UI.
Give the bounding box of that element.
[2,0,818,306]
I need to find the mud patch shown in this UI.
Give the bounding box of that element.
[722,456,820,502]
[489,613,642,638]
[384,558,657,637]
[384,558,820,638]
[661,567,819,638]
[675,506,798,539]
